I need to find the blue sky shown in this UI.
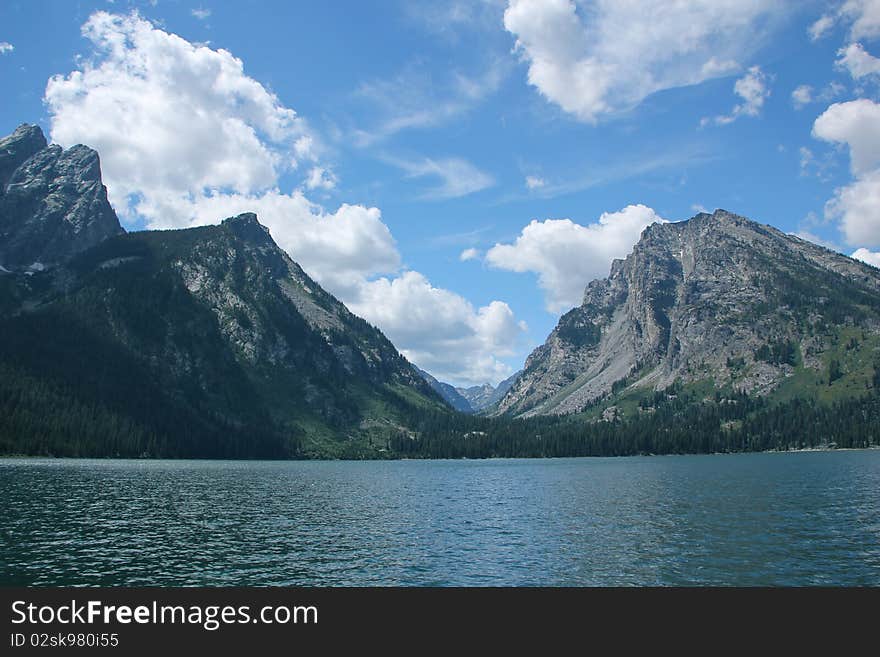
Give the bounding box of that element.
[2,1,880,386]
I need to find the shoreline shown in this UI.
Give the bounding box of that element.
[2,444,879,464]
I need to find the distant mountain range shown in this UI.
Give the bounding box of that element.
[2,124,879,459]
[415,368,520,413]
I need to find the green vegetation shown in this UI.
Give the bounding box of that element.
[389,387,880,459]
[3,211,880,461]
[0,222,442,459]
[555,308,601,348]
[755,339,798,366]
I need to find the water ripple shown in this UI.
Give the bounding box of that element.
[2,452,880,586]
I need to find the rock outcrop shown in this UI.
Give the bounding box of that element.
[495,209,880,417]
[0,124,122,270]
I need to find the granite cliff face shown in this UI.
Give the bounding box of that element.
[495,209,880,417]
[0,124,123,270]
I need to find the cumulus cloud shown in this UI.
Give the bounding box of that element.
[346,272,526,385]
[836,42,880,78]
[813,99,880,248]
[44,11,522,385]
[503,0,782,123]
[388,155,494,200]
[191,8,211,21]
[852,247,880,266]
[45,11,313,221]
[703,66,771,126]
[525,175,545,189]
[813,98,880,176]
[459,247,481,262]
[0,42,13,55]
[486,204,664,312]
[824,170,880,246]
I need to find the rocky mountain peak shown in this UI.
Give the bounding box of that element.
[0,125,123,270]
[221,212,274,246]
[0,123,48,191]
[496,209,880,417]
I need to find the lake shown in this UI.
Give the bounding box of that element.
[2,451,879,586]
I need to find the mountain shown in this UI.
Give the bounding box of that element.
[0,124,123,271]
[0,126,445,458]
[416,367,474,412]
[495,209,880,418]
[3,123,878,460]
[415,368,521,413]
[456,371,520,412]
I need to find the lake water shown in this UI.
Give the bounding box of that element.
[2,451,879,586]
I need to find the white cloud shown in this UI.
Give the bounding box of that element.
[305,166,337,191]
[486,204,665,312]
[852,247,880,266]
[814,99,880,247]
[792,84,813,109]
[388,155,494,199]
[525,175,545,189]
[845,0,880,39]
[791,81,845,110]
[503,0,783,123]
[836,42,880,79]
[44,11,522,385]
[703,66,771,126]
[809,14,837,40]
[0,42,13,55]
[811,0,880,42]
[45,11,313,220]
[732,66,772,116]
[459,247,481,262]
[813,98,880,176]
[191,8,211,21]
[346,272,526,385]
[824,170,880,246]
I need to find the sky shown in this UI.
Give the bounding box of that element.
[2,0,880,387]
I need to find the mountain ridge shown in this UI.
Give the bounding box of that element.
[494,209,880,418]
[2,122,879,459]
[0,125,447,458]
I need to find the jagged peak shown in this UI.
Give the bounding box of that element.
[222,212,260,226]
[1,123,49,191]
[639,209,768,246]
[0,123,47,151]
[220,212,274,245]
[696,208,739,221]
